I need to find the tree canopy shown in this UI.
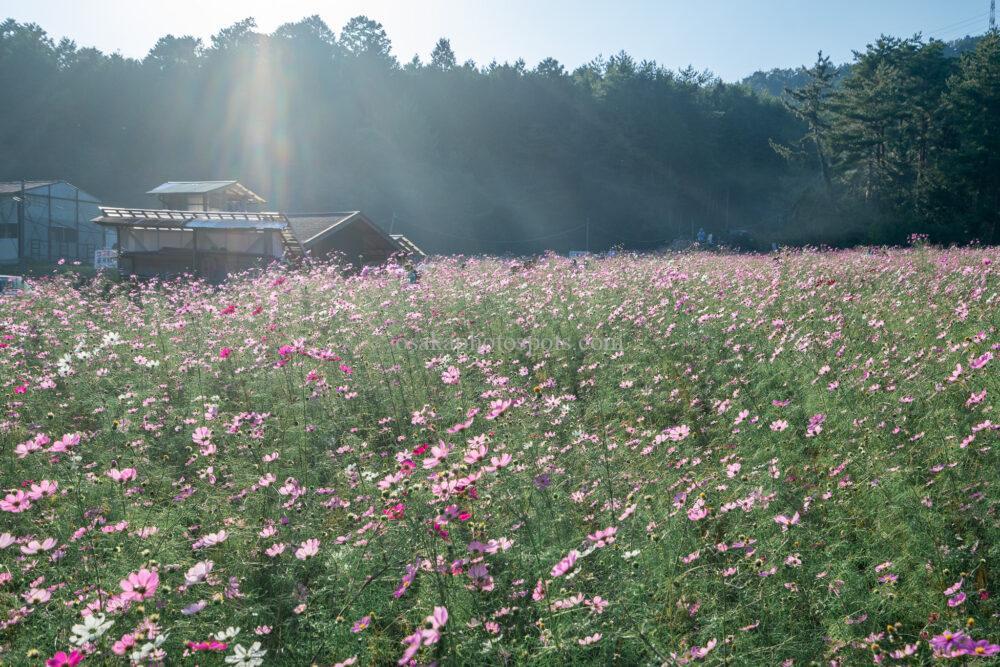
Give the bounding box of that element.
[0,16,997,252]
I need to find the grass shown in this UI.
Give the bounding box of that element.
[1,247,999,665]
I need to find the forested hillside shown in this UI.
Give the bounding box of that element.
[1,17,998,252]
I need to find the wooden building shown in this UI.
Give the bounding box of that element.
[95,205,421,281]
[94,207,291,282]
[286,212,415,268]
[147,181,266,212]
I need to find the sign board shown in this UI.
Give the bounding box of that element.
[94,249,118,270]
[0,275,25,293]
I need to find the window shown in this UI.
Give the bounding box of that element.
[0,223,17,239]
[49,227,79,244]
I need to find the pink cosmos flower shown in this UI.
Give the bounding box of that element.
[586,526,618,548]
[23,587,52,604]
[1,489,31,513]
[50,433,80,453]
[687,498,708,521]
[585,596,609,614]
[185,560,214,585]
[441,366,460,384]
[295,538,320,560]
[218,347,232,359]
[485,399,513,420]
[120,568,159,601]
[550,550,579,578]
[773,512,800,531]
[532,579,546,601]
[971,351,993,370]
[398,631,423,665]
[106,468,137,483]
[112,634,136,656]
[192,530,228,549]
[192,427,212,445]
[20,537,57,555]
[27,479,58,500]
[691,639,718,659]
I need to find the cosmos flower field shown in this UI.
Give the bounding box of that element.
[3,248,1000,666]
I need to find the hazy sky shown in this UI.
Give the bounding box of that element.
[2,0,993,81]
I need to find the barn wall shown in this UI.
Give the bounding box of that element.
[308,223,398,268]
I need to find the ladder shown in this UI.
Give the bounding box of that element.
[279,227,305,259]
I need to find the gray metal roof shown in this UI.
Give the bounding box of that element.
[0,180,59,194]
[147,181,266,204]
[147,181,238,195]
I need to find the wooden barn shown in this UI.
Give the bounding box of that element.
[286,212,417,268]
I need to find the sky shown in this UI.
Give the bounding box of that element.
[1,0,993,81]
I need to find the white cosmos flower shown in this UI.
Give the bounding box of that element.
[225,641,267,666]
[130,633,168,662]
[70,612,114,645]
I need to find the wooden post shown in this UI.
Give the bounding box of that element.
[75,187,81,263]
[192,228,199,275]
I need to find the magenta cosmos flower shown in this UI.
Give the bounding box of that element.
[46,651,83,667]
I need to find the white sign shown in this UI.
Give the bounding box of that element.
[94,249,118,270]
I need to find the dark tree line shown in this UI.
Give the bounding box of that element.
[1,16,997,253]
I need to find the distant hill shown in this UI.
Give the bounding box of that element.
[742,33,985,98]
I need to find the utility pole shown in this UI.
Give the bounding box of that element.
[585,217,590,253]
[992,0,996,30]
[47,183,52,264]
[726,188,731,233]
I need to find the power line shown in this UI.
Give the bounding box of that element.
[392,214,587,245]
[926,12,987,36]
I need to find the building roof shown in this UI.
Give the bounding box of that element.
[187,219,286,230]
[0,180,59,194]
[146,181,266,203]
[286,213,421,257]
[93,207,287,229]
[286,212,361,246]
